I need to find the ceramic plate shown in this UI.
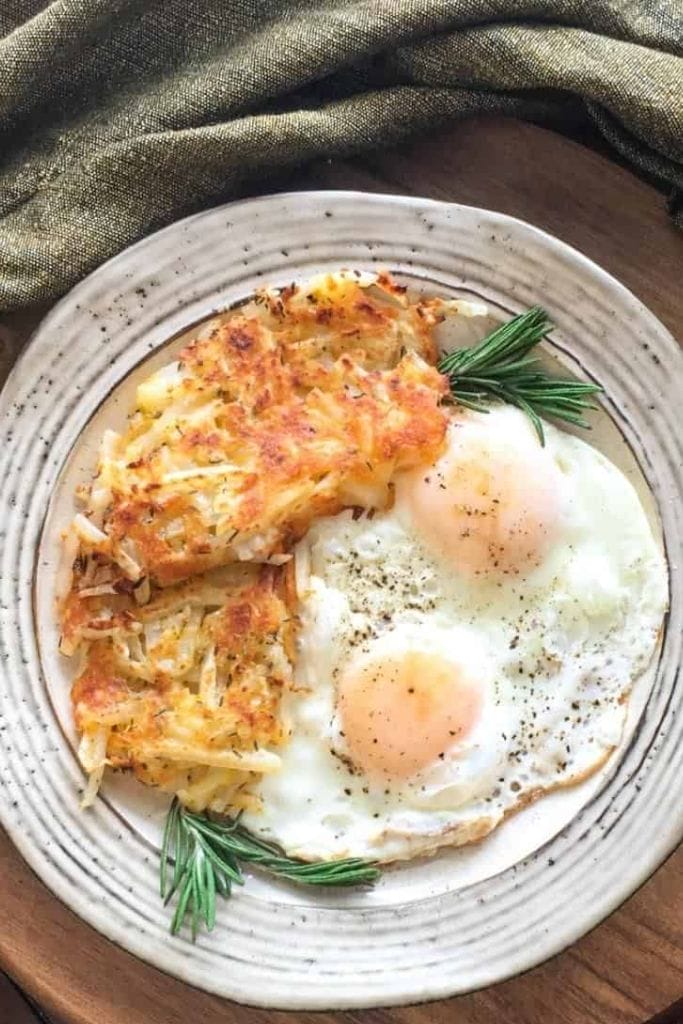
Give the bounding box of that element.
[1,192,681,1010]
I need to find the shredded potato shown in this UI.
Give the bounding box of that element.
[68,271,475,586]
[61,271,483,811]
[69,564,295,810]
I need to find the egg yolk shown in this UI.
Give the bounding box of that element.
[338,651,481,780]
[402,423,560,576]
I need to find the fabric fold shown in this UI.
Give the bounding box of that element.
[0,0,680,310]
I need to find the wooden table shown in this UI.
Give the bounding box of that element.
[1,117,681,1024]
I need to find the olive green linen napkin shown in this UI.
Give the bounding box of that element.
[0,0,681,311]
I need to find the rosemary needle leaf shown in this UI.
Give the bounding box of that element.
[160,799,380,939]
[191,867,200,941]
[172,869,194,936]
[438,307,602,444]
[204,857,216,930]
[160,797,174,898]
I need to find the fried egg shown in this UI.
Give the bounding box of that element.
[242,405,668,861]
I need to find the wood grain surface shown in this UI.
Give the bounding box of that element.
[0,116,681,1024]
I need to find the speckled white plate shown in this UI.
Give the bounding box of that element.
[0,191,681,1010]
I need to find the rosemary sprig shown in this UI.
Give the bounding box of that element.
[161,798,380,938]
[437,307,602,444]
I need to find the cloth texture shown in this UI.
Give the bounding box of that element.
[0,1,681,311]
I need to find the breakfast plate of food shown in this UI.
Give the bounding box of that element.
[0,191,681,1009]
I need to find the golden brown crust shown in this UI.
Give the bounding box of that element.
[69,272,452,588]
[106,346,447,585]
[70,564,297,812]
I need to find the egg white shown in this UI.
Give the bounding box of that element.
[242,407,668,862]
